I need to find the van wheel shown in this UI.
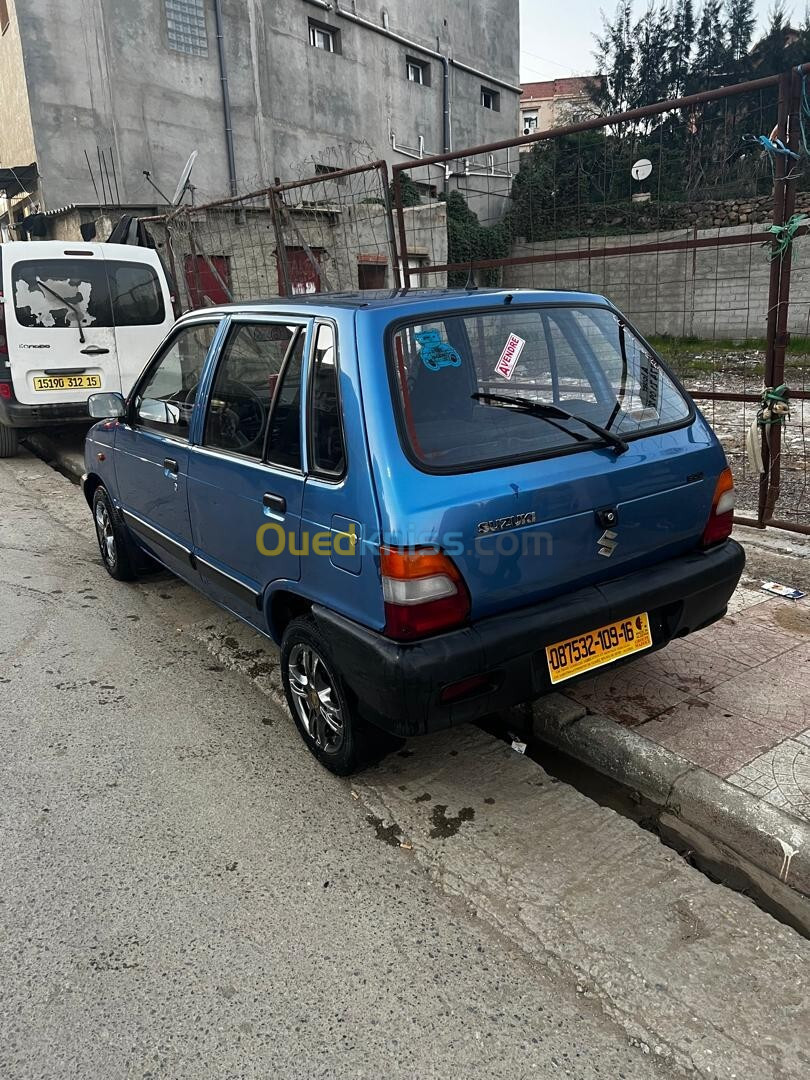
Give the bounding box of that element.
[280,616,369,775]
[0,423,19,458]
[92,486,138,582]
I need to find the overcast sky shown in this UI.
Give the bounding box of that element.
[519,1,783,82]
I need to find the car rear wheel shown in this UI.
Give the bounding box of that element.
[280,615,369,775]
[0,423,19,458]
[92,485,138,582]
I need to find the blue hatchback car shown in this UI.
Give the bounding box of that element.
[83,289,745,773]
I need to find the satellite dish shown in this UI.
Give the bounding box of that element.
[631,158,653,182]
[172,151,199,206]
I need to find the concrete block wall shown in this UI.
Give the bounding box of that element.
[504,224,810,341]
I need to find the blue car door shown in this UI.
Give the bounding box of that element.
[187,316,310,627]
[114,319,222,578]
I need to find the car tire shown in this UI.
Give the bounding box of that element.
[92,485,138,582]
[0,423,19,458]
[280,615,373,775]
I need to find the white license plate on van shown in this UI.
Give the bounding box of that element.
[33,375,102,392]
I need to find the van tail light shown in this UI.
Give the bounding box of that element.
[0,382,11,400]
[701,467,735,547]
[380,545,471,641]
[0,293,8,357]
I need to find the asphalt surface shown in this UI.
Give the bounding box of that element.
[0,451,674,1079]
[3,449,809,1080]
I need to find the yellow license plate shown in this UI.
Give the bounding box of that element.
[33,374,102,392]
[546,612,652,684]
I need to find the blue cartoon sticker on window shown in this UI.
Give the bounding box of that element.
[415,329,462,371]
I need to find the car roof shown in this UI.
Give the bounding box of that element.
[178,287,612,320]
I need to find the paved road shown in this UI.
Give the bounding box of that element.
[1,452,808,1079]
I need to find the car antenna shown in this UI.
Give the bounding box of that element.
[464,259,478,291]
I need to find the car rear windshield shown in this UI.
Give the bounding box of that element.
[389,305,692,470]
[12,259,165,329]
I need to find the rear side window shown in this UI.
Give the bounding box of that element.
[266,332,305,470]
[12,259,164,329]
[204,322,302,461]
[309,323,345,477]
[390,306,691,471]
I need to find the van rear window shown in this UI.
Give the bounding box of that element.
[389,305,692,471]
[12,260,165,329]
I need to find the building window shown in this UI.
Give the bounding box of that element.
[357,257,387,289]
[406,57,430,86]
[0,0,9,35]
[309,19,340,53]
[481,87,500,111]
[165,0,208,57]
[522,111,538,135]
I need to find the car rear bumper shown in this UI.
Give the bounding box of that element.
[313,539,746,738]
[0,397,91,428]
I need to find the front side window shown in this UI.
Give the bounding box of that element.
[309,324,345,477]
[204,322,302,460]
[134,322,217,439]
[390,306,691,471]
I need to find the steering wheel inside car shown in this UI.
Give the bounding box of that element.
[185,380,266,454]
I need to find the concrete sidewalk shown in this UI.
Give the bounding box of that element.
[562,562,810,827]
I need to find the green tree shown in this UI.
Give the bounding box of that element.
[725,0,756,68]
[592,3,635,113]
[691,1,730,84]
[670,0,696,97]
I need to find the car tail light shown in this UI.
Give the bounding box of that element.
[380,545,471,641]
[0,382,11,400]
[701,467,735,547]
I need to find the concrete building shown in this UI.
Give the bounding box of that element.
[519,77,599,147]
[0,0,520,231]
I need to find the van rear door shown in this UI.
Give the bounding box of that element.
[6,243,120,407]
[104,246,175,394]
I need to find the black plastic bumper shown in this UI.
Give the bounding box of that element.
[0,397,91,429]
[314,540,746,738]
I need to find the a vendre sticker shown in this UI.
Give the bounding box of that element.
[495,333,526,380]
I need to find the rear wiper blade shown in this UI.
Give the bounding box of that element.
[473,392,629,455]
[36,278,87,344]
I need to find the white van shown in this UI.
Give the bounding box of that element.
[0,240,175,456]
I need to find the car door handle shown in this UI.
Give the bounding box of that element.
[80,345,110,356]
[263,492,286,514]
[163,458,179,474]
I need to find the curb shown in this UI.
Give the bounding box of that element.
[23,433,85,484]
[531,694,810,905]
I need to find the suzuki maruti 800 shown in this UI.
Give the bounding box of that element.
[83,289,745,773]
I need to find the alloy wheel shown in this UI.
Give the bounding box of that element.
[287,643,345,754]
[94,501,117,568]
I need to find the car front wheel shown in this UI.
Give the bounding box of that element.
[92,485,138,582]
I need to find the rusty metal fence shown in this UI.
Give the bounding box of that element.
[391,67,810,535]
[143,159,401,307]
[140,68,810,534]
